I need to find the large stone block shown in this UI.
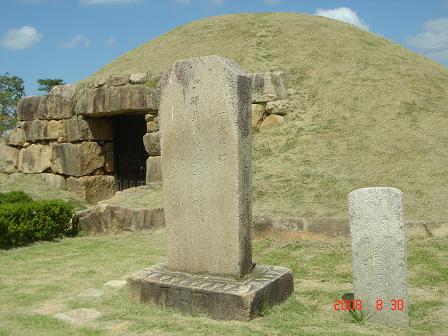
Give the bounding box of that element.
[17,96,44,121]
[17,144,51,173]
[66,175,115,203]
[38,85,77,120]
[0,145,19,173]
[348,187,408,328]
[128,264,293,321]
[159,56,253,277]
[74,205,164,233]
[22,120,66,141]
[143,132,160,156]
[146,156,162,183]
[51,142,105,177]
[252,71,287,103]
[7,127,26,147]
[65,117,113,142]
[76,85,157,116]
[40,173,66,189]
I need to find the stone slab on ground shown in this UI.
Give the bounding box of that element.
[127,263,293,321]
[54,308,101,326]
[75,204,164,233]
[72,184,164,233]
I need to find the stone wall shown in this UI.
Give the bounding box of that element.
[1,72,157,203]
[1,69,288,203]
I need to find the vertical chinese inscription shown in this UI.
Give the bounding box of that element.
[158,56,253,277]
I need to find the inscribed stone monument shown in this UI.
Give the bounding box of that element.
[127,55,293,320]
[348,187,408,327]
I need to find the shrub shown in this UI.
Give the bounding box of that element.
[0,199,75,249]
[0,191,33,205]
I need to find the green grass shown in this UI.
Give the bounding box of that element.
[82,13,448,221]
[0,232,447,335]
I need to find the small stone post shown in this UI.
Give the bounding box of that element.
[348,187,408,328]
[127,56,293,320]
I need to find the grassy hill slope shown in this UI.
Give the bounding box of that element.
[88,13,448,220]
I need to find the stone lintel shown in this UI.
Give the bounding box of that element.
[127,263,293,321]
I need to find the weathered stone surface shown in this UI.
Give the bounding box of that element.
[22,120,66,141]
[7,127,26,147]
[76,85,157,116]
[252,71,287,103]
[40,173,66,189]
[146,156,162,183]
[128,263,293,321]
[66,175,115,203]
[109,74,129,86]
[348,187,408,328]
[265,99,289,116]
[65,117,113,142]
[17,96,43,121]
[74,204,164,233]
[0,145,19,173]
[54,308,101,325]
[146,121,159,133]
[259,114,284,130]
[143,131,160,156]
[159,56,253,277]
[145,113,156,122]
[91,78,106,89]
[251,103,265,130]
[130,72,148,84]
[51,142,104,177]
[18,144,51,173]
[38,85,76,120]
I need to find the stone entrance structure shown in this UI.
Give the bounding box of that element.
[112,115,147,190]
[127,56,293,320]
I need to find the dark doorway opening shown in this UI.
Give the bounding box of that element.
[113,115,147,191]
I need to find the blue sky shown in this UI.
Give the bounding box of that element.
[1,0,448,96]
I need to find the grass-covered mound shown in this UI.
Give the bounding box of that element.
[86,13,448,220]
[0,191,75,248]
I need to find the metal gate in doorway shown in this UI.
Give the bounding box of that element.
[113,115,147,191]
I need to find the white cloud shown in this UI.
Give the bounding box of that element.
[80,0,142,5]
[407,17,448,61]
[59,34,91,48]
[314,7,369,31]
[0,26,42,50]
[174,0,191,3]
[104,36,116,46]
[211,0,223,5]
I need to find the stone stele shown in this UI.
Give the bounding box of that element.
[127,55,293,320]
[348,187,408,328]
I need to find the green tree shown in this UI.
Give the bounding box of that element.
[0,73,25,136]
[37,78,65,93]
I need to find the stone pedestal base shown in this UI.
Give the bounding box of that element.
[127,263,294,321]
